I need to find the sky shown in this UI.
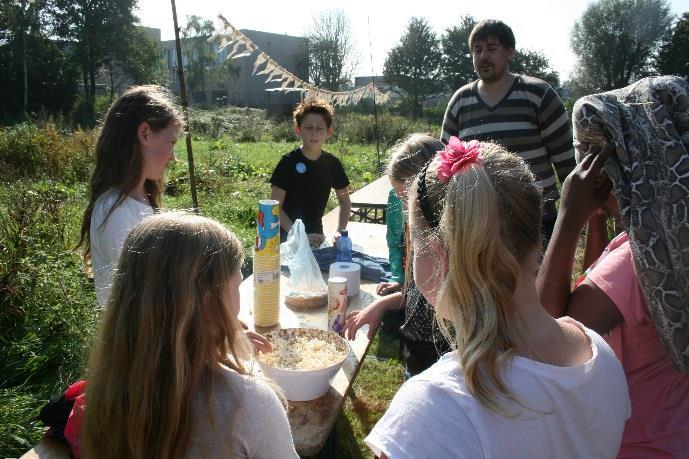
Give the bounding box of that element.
[138,0,689,83]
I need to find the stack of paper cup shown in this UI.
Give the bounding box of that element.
[254,199,281,327]
[329,262,361,297]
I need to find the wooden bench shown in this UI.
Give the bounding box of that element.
[348,175,391,224]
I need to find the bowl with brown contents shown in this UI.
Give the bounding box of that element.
[283,290,328,309]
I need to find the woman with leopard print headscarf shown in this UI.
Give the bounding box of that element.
[538,75,689,457]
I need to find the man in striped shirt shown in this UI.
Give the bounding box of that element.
[441,19,575,243]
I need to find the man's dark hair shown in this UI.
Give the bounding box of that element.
[468,19,516,50]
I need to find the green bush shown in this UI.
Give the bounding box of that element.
[422,103,448,125]
[184,107,440,147]
[188,106,273,140]
[333,112,438,147]
[0,123,94,183]
[270,119,298,142]
[0,181,97,456]
[94,95,115,124]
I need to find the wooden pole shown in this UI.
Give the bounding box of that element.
[171,0,199,211]
[367,17,382,177]
[20,0,28,116]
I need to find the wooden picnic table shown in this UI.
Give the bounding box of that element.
[348,175,391,224]
[240,210,387,456]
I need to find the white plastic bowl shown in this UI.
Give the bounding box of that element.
[256,328,351,401]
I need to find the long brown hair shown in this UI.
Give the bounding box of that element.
[77,85,182,262]
[387,133,443,184]
[386,133,444,288]
[81,212,251,458]
[410,142,542,415]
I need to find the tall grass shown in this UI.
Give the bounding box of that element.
[0,181,97,455]
[0,123,93,183]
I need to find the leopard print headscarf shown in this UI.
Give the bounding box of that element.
[573,76,689,372]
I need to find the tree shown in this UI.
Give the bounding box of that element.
[512,49,560,89]
[182,15,238,106]
[306,9,359,91]
[655,12,689,80]
[440,15,477,91]
[0,0,78,122]
[571,0,673,92]
[119,28,168,86]
[49,0,140,126]
[384,17,443,117]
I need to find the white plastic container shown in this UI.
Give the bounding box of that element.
[256,328,351,401]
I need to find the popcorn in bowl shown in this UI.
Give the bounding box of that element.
[256,328,351,401]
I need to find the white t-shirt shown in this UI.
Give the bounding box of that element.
[189,366,298,458]
[90,190,154,306]
[366,319,631,459]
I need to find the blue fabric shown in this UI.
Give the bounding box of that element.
[310,246,391,282]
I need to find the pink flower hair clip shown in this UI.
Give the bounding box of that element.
[436,136,482,183]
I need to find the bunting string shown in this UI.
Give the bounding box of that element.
[214,15,390,106]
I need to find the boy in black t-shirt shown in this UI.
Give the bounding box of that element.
[270,98,351,247]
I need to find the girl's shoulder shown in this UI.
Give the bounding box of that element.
[93,189,120,212]
[91,190,122,227]
[545,317,624,376]
[215,366,284,410]
[92,190,152,226]
[407,351,467,392]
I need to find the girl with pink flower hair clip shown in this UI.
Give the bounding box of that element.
[436,136,483,183]
[365,139,630,459]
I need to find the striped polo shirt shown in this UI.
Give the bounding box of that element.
[440,75,575,219]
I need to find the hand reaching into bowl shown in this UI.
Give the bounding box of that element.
[247,331,272,353]
[239,319,272,353]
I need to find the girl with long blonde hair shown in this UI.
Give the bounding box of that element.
[77,85,182,306]
[365,138,630,458]
[81,212,297,458]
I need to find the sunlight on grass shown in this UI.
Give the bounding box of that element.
[335,331,404,458]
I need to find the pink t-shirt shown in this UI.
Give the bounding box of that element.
[587,232,689,458]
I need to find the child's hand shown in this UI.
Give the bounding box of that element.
[560,146,613,228]
[238,320,273,353]
[247,331,273,354]
[343,301,386,341]
[307,233,325,248]
[376,281,401,296]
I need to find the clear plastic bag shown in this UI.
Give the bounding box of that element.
[280,220,328,308]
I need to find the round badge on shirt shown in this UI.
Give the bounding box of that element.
[295,162,307,174]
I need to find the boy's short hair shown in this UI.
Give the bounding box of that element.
[293,97,335,128]
[468,19,516,50]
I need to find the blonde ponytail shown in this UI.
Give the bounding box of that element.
[411,142,542,415]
